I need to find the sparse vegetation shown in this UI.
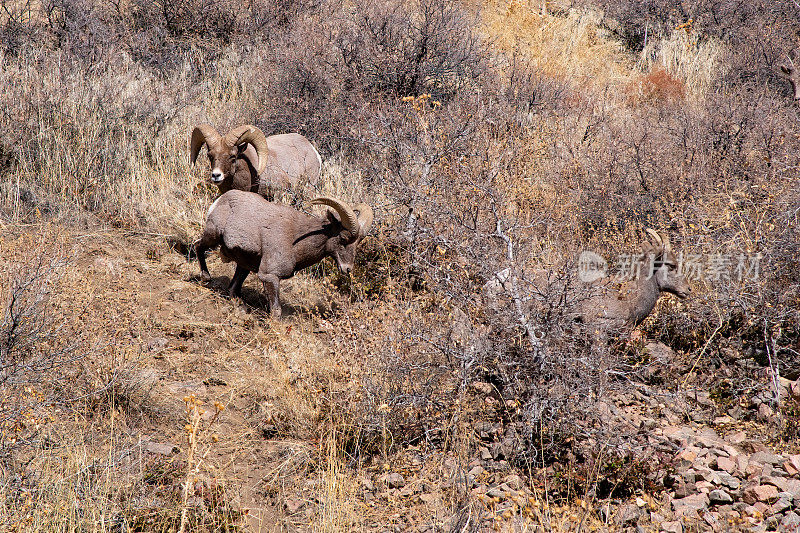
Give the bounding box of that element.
[1,0,799,530]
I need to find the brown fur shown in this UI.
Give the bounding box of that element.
[191,125,322,201]
[193,190,372,318]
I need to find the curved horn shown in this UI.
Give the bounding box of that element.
[645,228,663,247]
[661,231,672,252]
[190,124,221,165]
[353,203,374,237]
[312,197,358,234]
[225,125,269,176]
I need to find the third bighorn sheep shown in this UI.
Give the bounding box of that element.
[780,49,800,101]
[190,124,322,201]
[194,190,373,318]
[578,229,691,327]
[483,229,690,333]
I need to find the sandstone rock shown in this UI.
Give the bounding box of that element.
[751,451,785,466]
[672,493,710,517]
[696,480,714,493]
[761,476,789,492]
[675,448,699,467]
[735,455,750,476]
[770,492,794,514]
[742,484,779,504]
[708,489,734,505]
[717,473,741,490]
[787,455,800,475]
[674,480,696,499]
[727,430,747,444]
[713,456,736,474]
[740,440,767,453]
[782,511,800,531]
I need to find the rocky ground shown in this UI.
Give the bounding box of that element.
[3,223,799,532]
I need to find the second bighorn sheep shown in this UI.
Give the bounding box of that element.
[578,229,691,327]
[190,124,322,200]
[194,190,373,318]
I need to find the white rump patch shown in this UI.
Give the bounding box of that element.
[207,196,222,218]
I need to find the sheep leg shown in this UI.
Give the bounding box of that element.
[258,272,281,318]
[228,265,249,298]
[193,238,214,282]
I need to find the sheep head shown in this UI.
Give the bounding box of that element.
[643,229,690,299]
[312,197,373,275]
[190,124,270,188]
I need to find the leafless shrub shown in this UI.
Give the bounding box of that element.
[0,238,81,454]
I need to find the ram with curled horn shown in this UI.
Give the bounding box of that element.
[189,124,322,201]
[193,190,373,318]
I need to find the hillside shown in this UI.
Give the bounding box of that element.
[1,0,800,531]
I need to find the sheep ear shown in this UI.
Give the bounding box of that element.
[354,203,374,237]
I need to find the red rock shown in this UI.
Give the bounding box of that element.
[672,493,710,517]
[742,484,779,504]
[714,456,736,473]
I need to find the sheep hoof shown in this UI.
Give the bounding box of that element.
[201,271,211,282]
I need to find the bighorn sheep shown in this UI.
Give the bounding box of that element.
[483,230,690,332]
[193,190,373,318]
[578,229,691,327]
[780,49,800,101]
[189,124,322,200]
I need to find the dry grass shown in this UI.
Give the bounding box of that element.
[1,0,798,530]
[483,0,635,98]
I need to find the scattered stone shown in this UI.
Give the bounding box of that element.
[708,489,734,505]
[503,474,524,491]
[468,465,485,478]
[761,476,789,492]
[757,403,775,421]
[144,441,178,456]
[479,447,492,461]
[362,478,375,491]
[672,493,709,517]
[284,498,304,514]
[782,511,800,531]
[486,486,505,499]
[743,484,779,504]
[770,492,794,514]
[614,503,641,526]
[660,520,683,533]
[471,381,493,395]
[386,473,405,489]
